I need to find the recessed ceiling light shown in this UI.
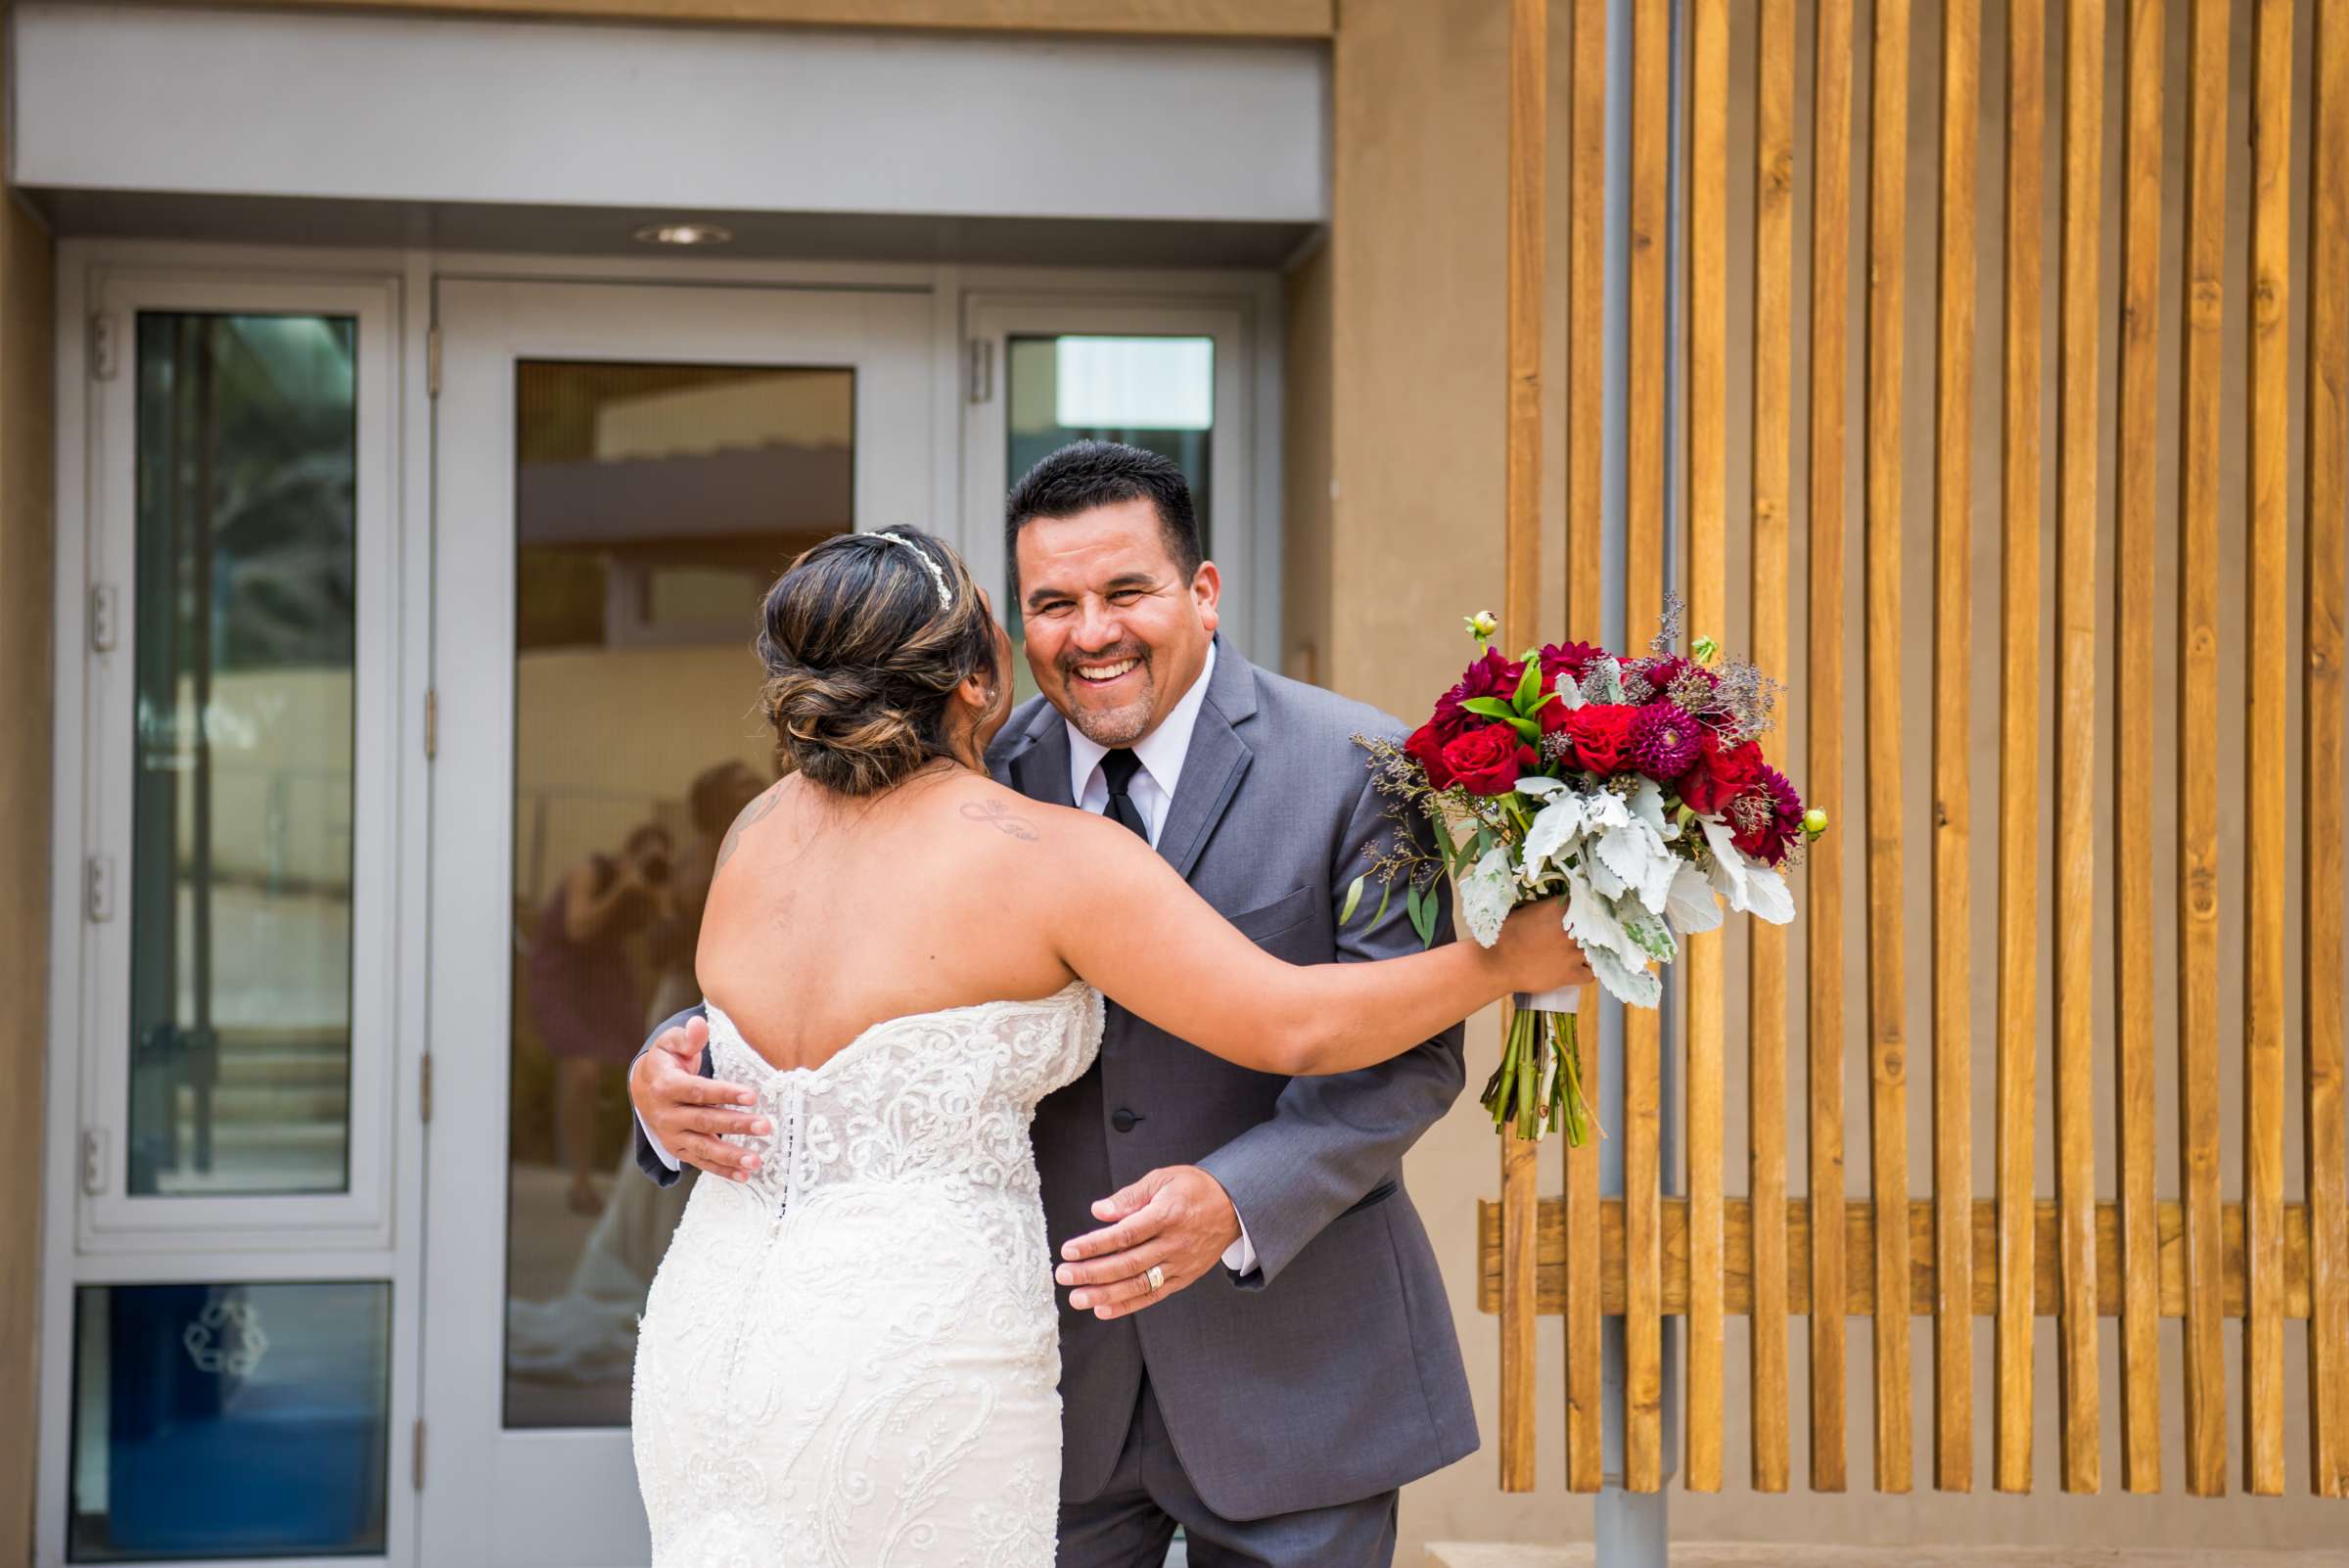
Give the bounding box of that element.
[633,222,734,248]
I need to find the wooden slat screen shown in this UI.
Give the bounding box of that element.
[1485,0,2349,1499]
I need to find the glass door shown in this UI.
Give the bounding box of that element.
[420,279,935,1566]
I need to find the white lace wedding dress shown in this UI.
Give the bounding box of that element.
[631,980,1103,1567]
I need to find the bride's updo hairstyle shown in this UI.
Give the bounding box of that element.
[756,526,999,796]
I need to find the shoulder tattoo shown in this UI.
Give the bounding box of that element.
[960,800,1039,842]
[714,783,783,870]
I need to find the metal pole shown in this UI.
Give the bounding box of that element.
[1594,0,1677,1558]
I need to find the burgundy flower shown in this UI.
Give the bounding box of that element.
[1442,723,1531,797]
[1563,703,1637,776]
[1540,640,1608,686]
[1730,764,1806,866]
[1677,731,1763,815]
[1630,702,1701,782]
[1431,647,1528,741]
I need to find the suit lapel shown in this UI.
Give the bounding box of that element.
[1006,708,1077,809]
[1154,639,1258,882]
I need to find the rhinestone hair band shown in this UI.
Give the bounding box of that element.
[874,530,953,610]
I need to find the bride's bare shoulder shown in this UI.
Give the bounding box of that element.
[935,773,1118,854]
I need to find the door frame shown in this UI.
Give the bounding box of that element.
[38,237,1282,1568]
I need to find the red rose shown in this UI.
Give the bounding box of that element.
[1677,732,1762,814]
[1441,723,1529,796]
[1563,703,1637,775]
[1405,719,1456,789]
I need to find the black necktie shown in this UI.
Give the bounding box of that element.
[1099,749,1151,841]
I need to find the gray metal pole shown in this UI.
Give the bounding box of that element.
[1594,0,1679,1560]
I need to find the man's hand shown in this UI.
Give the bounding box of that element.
[1054,1166,1242,1320]
[628,1016,768,1180]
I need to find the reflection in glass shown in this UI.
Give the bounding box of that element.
[503,361,851,1428]
[1004,335,1214,703]
[129,314,358,1196]
[69,1280,392,1561]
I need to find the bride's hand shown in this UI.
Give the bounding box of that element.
[1493,898,1593,994]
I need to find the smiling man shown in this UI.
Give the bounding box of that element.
[627,440,1475,1568]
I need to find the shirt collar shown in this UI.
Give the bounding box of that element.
[1066,640,1219,805]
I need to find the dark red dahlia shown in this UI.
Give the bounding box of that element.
[1629,702,1701,782]
[1540,640,1608,686]
[1432,647,1527,740]
[1729,764,1806,865]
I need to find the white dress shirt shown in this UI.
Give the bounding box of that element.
[651,644,1258,1273]
[1064,646,1258,1276]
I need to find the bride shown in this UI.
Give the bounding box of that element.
[629,526,1589,1566]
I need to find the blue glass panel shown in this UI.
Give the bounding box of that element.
[69,1282,391,1561]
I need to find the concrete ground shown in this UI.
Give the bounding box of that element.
[1426,1546,2349,1568]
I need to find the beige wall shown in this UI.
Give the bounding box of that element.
[1314,0,2349,1560]
[0,3,56,1559]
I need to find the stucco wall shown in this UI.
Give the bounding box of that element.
[0,5,57,1558]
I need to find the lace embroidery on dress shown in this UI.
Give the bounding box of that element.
[632,982,1101,1568]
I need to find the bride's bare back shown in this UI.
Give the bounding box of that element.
[695,766,1088,1070]
[696,761,1589,1083]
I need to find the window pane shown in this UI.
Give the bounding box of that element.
[69,1281,392,1561]
[129,314,358,1196]
[505,361,848,1428]
[1003,334,1214,703]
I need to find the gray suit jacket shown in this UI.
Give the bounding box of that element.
[634,638,1477,1521]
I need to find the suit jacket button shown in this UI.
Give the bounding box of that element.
[1110,1109,1140,1133]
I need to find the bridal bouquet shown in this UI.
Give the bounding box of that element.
[1346,608,1824,1144]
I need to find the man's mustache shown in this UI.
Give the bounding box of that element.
[1059,645,1151,676]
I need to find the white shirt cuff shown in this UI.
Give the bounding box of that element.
[640,1111,682,1174]
[1221,1217,1259,1276]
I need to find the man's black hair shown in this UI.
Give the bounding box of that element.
[1004,439,1203,589]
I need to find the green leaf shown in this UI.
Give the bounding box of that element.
[1339,874,1365,926]
[1373,880,1393,928]
[1474,824,1496,859]
[1459,698,1541,743]
[1511,653,1544,713]
[1407,881,1440,948]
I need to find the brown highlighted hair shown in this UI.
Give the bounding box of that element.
[755,527,998,796]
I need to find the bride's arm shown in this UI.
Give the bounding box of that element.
[1037,807,1589,1076]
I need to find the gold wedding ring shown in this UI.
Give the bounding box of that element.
[1145,1265,1166,1294]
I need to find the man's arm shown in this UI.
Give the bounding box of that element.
[1190,762,1463,1288]
[1056,757,1466,1317]
[628,1006,769,1187]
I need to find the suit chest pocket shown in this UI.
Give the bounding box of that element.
[1225,885,1320,954]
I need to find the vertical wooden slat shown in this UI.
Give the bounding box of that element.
[1806,0,1856,1497]
[2243,0,2292,1501]
[1862,0,1913,1499]
[1563,0,1608,1497]
[2114,0,2167,1497]
[1746,0,1797,1497]
[1497,0,1546,1498]
[1930,0,1981,1497]
[1623,0,1671,1494]
[1996,0,2046,1498]
[2053,0,2105,1498]
[2306,0,2349,1501]
[2176,0,2231,1499]
[1682,0,1729,1497]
